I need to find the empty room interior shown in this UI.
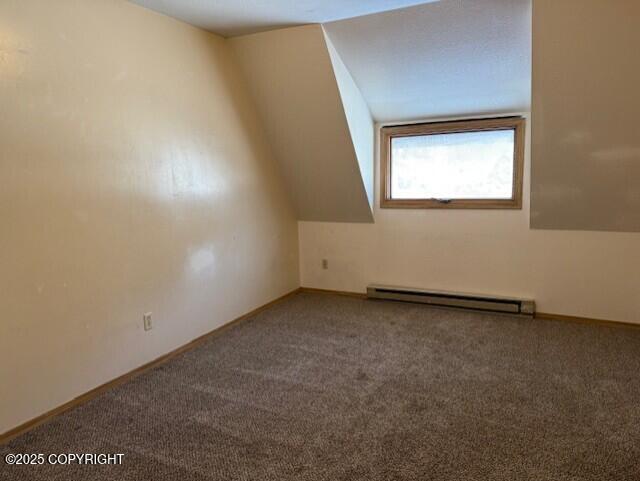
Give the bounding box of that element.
[2,0,640,479]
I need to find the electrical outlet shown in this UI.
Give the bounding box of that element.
[143,312,152,331]
[322,259,329,270]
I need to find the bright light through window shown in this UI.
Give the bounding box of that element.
[381,117,525,209]
[391,130,515,200]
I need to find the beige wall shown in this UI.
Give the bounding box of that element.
[229,25,374,223]
[531,0,640,232]
[299,116,640,324]
[0,0,298,434]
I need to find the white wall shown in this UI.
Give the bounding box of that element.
[299,116,640,324]
[0,0,298,434]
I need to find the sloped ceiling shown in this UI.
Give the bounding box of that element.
[324,32,374,208]
[324,0,532,122]
[229,25,374,223]
[128,0,439,37]
[128,0,531,223]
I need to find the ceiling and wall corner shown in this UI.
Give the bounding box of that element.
[229,25,374,223]
[323,0,532,122]
[127,0,440,37]
[1,0,300,434]
[127,0,532,224]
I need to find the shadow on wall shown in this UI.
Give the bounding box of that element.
[0,0,298,434]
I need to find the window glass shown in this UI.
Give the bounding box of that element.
[390,129,515,200]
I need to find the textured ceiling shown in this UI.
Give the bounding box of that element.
[324,0,532,122]
[128,0,439,37]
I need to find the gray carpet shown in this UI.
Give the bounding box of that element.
[2,292,640,480]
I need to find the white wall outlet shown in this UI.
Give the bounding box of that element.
[143,312,152,331]
[322,259,329,270]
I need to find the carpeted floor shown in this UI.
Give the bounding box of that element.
[2,292,640,480]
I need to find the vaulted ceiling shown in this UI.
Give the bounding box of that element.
[128,0,532,223]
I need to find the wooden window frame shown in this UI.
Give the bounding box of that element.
[380,116,525,209]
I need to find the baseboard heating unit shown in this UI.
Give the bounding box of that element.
[367,285,535,316]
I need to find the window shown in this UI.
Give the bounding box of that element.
[380,117,525,209]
